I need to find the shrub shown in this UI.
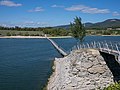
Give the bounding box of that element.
[104,81,120,90]
[6,32,11,36]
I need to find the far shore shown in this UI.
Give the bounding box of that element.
[101,35,120,36]
[0,36,72,39]
[87,35,120,36]
[0,35,120,39]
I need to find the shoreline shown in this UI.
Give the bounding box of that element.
[0,35,120,39]
[0,36,72,39]
[88,35,120,36]
[101,35,120,36]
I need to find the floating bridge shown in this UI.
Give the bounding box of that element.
[71,41,120,64]
[46,34,120,63]
[46,36,67,56]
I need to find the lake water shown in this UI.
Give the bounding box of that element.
[0,36,120,90]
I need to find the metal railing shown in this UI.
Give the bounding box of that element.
[69,41,120,64]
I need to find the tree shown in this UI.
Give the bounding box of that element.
[70,16,86,43]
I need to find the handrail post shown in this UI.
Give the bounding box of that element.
[83,44,85,48]
[93,41,96,48]
[77,45,79,50]
[103,42,105,51]
[98,42,101,51]
[79,44,81,49]
[116,44,119,53]
[117,43,120,63]
[110,42,113,53]
[87,43,90,48]
[91,42,94,48]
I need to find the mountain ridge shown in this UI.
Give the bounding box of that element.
[54,19,120,29]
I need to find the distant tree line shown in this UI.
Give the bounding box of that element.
[87,30,120,35]
[0,25,120,36]
[43,28,70,36]
[85,26,120,31]
[0,26,51,31]
[0,26,70,36]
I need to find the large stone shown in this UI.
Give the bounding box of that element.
[99,60,106,65]
[88,49,100,55]
[93,59,100,65]
[72,68,79,75]
[76,60,81,65]
[65,78,71,84]
[78,71,88,77]
[70,77,78,87]
[102,71,113,77]
[87,55,93,58]
[81,58,89,62]
[82,62,93,69]
[76,65,81,70]
[88,57,95,61]
[97,56,104,61]
[88,65,106,74]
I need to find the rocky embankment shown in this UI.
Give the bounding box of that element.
[47,49,114,90]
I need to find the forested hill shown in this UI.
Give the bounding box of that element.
[54,19,120,29]
[87,19,120,28]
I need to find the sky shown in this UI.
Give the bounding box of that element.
[0,0,120,27]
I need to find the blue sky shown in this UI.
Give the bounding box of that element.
[0,0,120,27]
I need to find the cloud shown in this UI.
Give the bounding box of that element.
[0,21,49,27]
[28,7,44,12]
[23,21,48,26]
[113,11,120,16]
[0,0,22,7]
[51,4,64,8]
[65,5,110,14]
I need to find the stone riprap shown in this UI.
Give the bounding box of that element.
[47,49,114,90]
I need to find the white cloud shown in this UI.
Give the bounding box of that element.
[113,11,120,16]
[0,21,49,27]
[23,21,48,26]
[0,23,7,27]
[65,5,110,14]
[0,0,22,7]
[51,4,64,8]
[28,7,44,12]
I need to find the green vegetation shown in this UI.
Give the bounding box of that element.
[42,28,69,36]
[70,16,86,42]
[86,29,120,35]
[1,27,120,37]
[0,30,44,36]
[0,26,69,36]
[0,18,120,37]
[104,81,120,90]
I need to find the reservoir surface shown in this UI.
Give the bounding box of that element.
[0,36,120,90]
